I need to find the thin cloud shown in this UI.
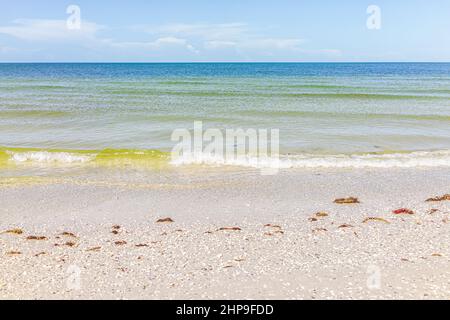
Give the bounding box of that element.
[0,19,102,42]
[138,22,248,40]
[106,36,199,54]
[0,19,339,61]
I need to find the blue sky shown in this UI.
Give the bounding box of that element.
[0,0,449,62]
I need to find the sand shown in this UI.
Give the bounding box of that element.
[1,167,450,299]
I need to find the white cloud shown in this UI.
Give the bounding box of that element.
[140,23,248,40]
[241,38,304,50]
[0,19,102,42]
[137,22,306,54]
[104,36,199,54]
[0,45,17,53]
[204,40,237,50]
[0,19,339,61]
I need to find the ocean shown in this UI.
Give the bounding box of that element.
[1,62,450,170]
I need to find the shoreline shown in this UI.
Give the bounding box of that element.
[1,167,449,299]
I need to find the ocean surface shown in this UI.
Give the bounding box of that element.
[1,62,450,170]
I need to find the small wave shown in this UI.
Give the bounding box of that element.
[7,151,94,164]
[1,148,168,168]
[171,150,450,169]
[2,148,450,169]
[235,110,450,121]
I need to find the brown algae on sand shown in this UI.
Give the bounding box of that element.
[26,236,48,241]
[312,227,328,233]
[363,217,390,224]
[34,252,46,257]
[264,224,284,236]
[264,224,282,229]
[6,251,22,256]
[156,218,174,223]
[315,212,329,217]
[64,241,77,247]
[218,227,242,231]
[86,246,101,252]
[426,194,450,202]
[60,232,77,238]
[334,197,360,204]
[1,228,24,235]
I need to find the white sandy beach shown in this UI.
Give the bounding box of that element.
[1,167,449,300]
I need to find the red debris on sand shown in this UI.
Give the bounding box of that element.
[393,208,414,215]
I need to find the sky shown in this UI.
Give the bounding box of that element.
[0,0,449,62]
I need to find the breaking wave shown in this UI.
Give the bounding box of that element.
[1,148,450,169]
[170,150,450,169]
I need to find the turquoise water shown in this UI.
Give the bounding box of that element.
[1,63,450,169]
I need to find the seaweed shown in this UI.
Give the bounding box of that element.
[114,240,127,245]
[135,244,148,247]
[363,217,390,224]
[315,212,329,217]
[86,246,101,252]
[60,232,77,238]
[2,228,23,235]
[156,218,174,223]
[26,236,47,240]
[338,224,354,228]
[426,194,450,202]
[334,197,360,204]
[6,251,22,255]
[218,227,242,231]
[264,224,282,229]
[431,253,442,257]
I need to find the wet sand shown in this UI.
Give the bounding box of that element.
[1,167,450,299]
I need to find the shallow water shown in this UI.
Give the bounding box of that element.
[1,63,449,170]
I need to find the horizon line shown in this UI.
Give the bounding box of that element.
[1,61,449,64]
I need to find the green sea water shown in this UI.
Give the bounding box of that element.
[1,63,450,170]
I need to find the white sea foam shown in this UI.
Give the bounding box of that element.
[6,149,450,169]
[170,150,450,169]
[8,151,94,164]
